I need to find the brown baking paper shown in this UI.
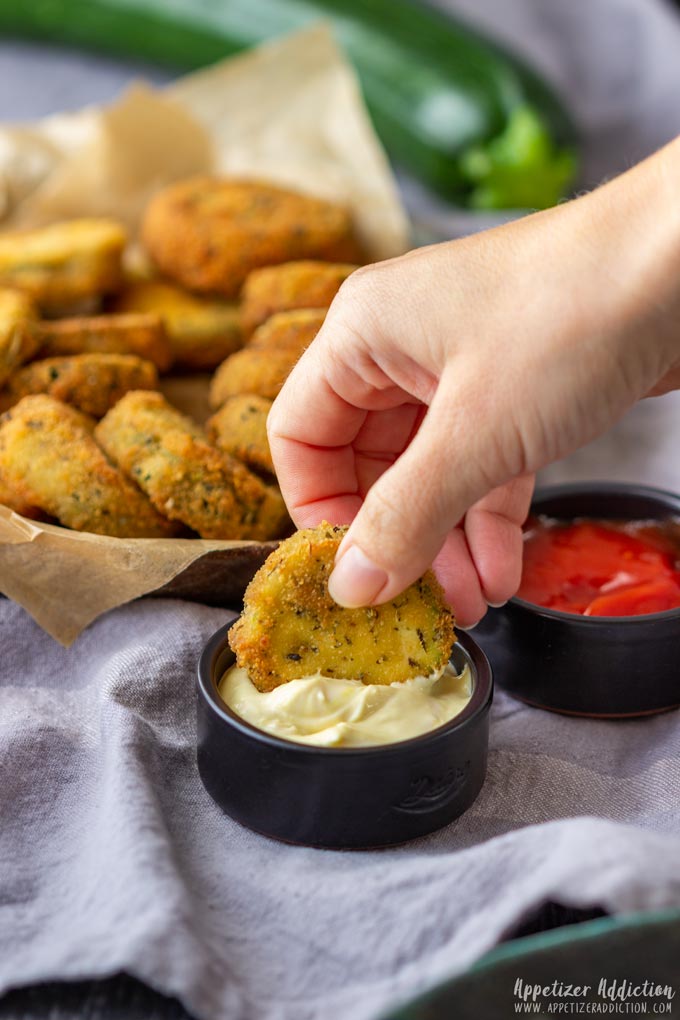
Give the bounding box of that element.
[0,25,410,644]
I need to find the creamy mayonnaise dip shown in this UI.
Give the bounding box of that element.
[218,663,472,748]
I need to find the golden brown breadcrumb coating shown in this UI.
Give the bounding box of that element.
[112,279,242,370]
[3,354,159,418]
[0,467,48,520]
[240,260,357,335]
[209,346,303,409]
[206,395,274,477]
[246,308,326,351]
[0,395,177,537]
[95,390,289,540]
[141,178,361,297]
[209,309,324,409]
[37,313,172,372]
[229,523,456,692]
[0,289,40,388]
[0,219,126,312]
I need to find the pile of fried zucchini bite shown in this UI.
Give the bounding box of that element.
[0,178,361,539]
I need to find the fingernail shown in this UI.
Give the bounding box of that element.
[462,620,481,631]
[328,545,388,608]
[488,601,507,609]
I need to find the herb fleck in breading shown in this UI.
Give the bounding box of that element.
[229,523,456,692]
[141,178,361,297]
[0,394,178,537]
[4,353,159,418]
[95,390,289,540]
[206,394,274,476]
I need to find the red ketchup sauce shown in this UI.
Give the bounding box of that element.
[517,516,680,617]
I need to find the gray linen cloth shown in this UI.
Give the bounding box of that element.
[1,1,680,1018]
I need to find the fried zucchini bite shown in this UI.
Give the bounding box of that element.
[0,395,177,537]
[229,523,456,692]
[95,391,289,540]
[0,219,126,312]
[3,353,159,418]
[141,178,360,298]
[38,313,172,371]
[246,308,326,351]
[0,289,40,388]
[112,280,241,370]
[241,260,357,336]
[0,468,46,520]
[209,346,302,409]
[206,394,273,476]
[209,309,323,409]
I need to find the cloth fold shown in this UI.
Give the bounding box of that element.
[0,596,679,1020]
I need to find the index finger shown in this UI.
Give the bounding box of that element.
[267,337,416,527]
[267,345,367,526]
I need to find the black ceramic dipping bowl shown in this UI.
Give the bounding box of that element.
[474,482,680,718]
[197,622,492,849]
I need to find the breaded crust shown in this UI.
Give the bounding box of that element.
[247,308,326,351]
[241,260,357,335]
[112,280,242,370]
[141,178,361,297]
[0,289,40,388]
[210,309,323,409]
[209,346,301,409]
[229,523,456,692]
[0,219,126,312]
[0,468,48,520]
[206,395,274,476]
[0,395,177,537]
[37,313,172,371]
[4,354,159,418]
[95,391,289,540]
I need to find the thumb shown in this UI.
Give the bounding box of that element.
[328,383,502,607]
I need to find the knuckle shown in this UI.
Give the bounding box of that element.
[340,262,377,292]
[331,264,384,318]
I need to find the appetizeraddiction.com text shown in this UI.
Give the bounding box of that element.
[513,978,675,1014]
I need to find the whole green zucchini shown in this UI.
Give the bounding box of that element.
[0,0,579,209]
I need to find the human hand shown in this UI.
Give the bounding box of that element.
[267,141,680,627]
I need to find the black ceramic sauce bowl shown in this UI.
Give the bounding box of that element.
[197,622,492,849]
[475,482,680,718]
